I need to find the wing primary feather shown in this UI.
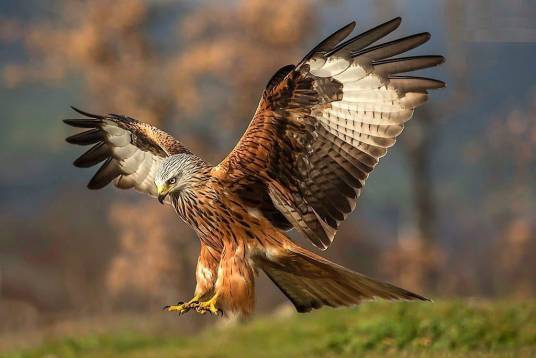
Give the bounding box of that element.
[374,55,445,75]
[66,129,104,145]
[389,76,446,91]
[298,21,356,65]
[70,106,105,119]
[87,158,122,190]
[353,32,431,61]
[63,119,99,128]
[73,142,110,168]
[328,17,402,56]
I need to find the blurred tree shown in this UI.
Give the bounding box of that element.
[3,1,167,124]
[106,201,194,309]
[479,92,536,296]
[2,0,316,158]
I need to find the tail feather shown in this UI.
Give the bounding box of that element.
[257,244,429,313]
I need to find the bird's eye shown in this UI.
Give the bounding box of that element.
[167,177,177,185]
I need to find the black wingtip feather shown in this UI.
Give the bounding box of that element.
[63,119,99,128]
[299,21,356,65]
[73,142,110,168]
[87,158,121,190]
[392,76,446,89]
[373,16,402,32]
[70,106,104,119]
[353,32,432,61]
[65,129,104,145]
[423,55,446,67]
[374,55,446,76]
[374,55,445,66]
[328,17,403,56]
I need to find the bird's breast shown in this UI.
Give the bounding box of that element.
[172,185,268,250]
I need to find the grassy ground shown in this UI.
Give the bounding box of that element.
[3,300,535,357]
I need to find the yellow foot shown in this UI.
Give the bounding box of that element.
[163,298,200,315]
[195,296,223,316]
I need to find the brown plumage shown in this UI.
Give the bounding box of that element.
[64,18,444,318]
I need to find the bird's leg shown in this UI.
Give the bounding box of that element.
[165,244,221,316]
[163,294,202,315]
[193,242,255,317]
[195,293,222,316]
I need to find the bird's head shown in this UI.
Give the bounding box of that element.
[154,154,205,204]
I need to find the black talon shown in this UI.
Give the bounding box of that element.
[163,305,170,310]
[176,301,184,305]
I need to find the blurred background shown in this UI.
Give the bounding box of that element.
[1,0,535,352]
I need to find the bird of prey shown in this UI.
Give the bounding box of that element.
[64,18,444,318]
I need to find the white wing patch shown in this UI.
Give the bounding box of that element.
[310,52,442,159]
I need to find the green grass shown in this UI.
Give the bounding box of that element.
[3,300,536,357]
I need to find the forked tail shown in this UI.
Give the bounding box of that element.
[255,242,429,313]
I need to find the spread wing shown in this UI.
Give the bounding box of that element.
[213,18,445,250]
[64,107,191,198]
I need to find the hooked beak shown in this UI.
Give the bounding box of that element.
[158,192,168,205]
[157,185,169,205]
